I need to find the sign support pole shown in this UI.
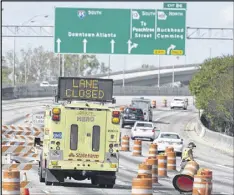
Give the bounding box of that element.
[13,36,16,86]
[108,55,111,78]
[157,55,160,88]
[78,55,81,76]
[58,54,61,77]
[172,62,175,87]
[24,62,27,84]
[62,54,65,77]
[123,56,126,87]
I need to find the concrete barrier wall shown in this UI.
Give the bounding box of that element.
[195,113,234,154]
[2,86,191,100]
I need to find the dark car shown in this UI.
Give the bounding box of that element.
[120,107,145,128]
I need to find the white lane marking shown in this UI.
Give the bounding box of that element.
[41,190,50,194]
[197,159,233,170]
[215,164,233,170]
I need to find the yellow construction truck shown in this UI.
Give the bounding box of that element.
[35,77,120,188]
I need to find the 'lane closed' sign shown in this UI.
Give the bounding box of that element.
[32,114,44,126]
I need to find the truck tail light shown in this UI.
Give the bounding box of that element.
[52,108,61,121]
[112,111,120,124]
[112,111,120,117]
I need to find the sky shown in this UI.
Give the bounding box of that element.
[2,1,234,72]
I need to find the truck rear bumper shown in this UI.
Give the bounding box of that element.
[47,160,118,172]
[45,169,116,184]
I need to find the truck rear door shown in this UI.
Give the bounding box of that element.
[64,108,107,162]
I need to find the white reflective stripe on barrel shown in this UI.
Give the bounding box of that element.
[2,178,20,182]
[134,144,142,147]
[121,144,129,147]
[168,164,176,166]
[132,189,153,194]
[194,178,212,182]
[2,191,21,195]
[158,159,167,163]
[133,150,141,153]
[158,168,167,171]
[152,174,158,177]
[152,165,157,169]
[193,183,212,189]
[138,170,151,174]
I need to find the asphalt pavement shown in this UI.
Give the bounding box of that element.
[2,97,233,195]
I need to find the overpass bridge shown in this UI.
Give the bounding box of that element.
[94,63,200,86]
[2,63,200,89]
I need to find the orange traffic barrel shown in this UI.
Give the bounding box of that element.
[148,143,158,158]
[132,140,142,156]
[2,170,20,195]
[121,135,130,151]
[167,151,176,171]
[152,100,156,108]
[157,154,167,177]
[165,146,174,154]
[138,163,152,178]
[120,106,125,112]
[21,172,30,195]
[132,176,153,195]
[192,169,212,195]
[172,160,200,193]
[146,157,158,184]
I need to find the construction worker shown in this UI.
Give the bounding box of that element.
[180,142,196,171]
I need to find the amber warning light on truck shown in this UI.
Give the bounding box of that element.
[57,77,113,102]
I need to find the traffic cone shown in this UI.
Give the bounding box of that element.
[21,188,30,195]
[21,172,30,195]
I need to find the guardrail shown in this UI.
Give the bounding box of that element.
[2,86,191,100]
[194,114,233,155]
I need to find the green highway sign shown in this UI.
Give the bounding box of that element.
[54,8,186,55]
[163,2,187,9]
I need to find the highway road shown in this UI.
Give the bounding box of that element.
[2,97,233,195]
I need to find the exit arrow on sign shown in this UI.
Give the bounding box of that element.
[110,39,115,54]
[56,38,61,53]
[167,44,176,55]
[83,39,87,53]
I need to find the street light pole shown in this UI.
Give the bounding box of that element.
[13,36,16,86]
[21,14,48,25]
[24,62,27,84]
[157,55,160,88]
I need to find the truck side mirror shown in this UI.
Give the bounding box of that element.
[112,98,116,104]
[34,137,42,146]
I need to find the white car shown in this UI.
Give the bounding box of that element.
[153,132,184,156]
[131,121,157,141]
[40,81,50,87]
[170,98,187,110]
